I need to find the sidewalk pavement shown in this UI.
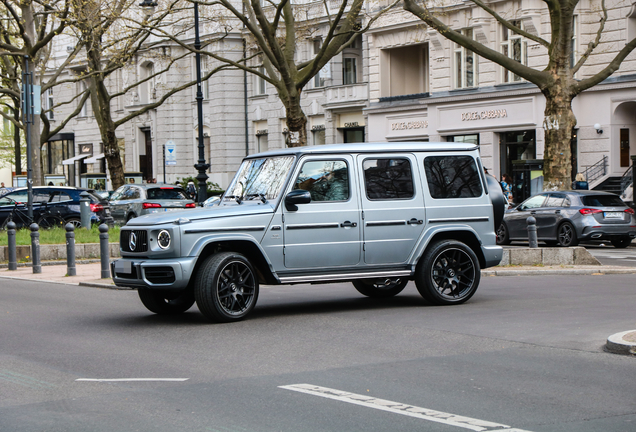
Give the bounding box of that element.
[2,260,636,355]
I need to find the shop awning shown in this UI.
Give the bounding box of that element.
[62,154,89,165]
[84,153,105,164]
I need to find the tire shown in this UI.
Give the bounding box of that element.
[496,222,511,245]
[611,237,633,248]
[65,218,82,229]
[37,214,65,229]
[352,278,408,298]
[415,240,481,305]
[138,289,195,315]
[194,252,259,322]
[557,222,578,247]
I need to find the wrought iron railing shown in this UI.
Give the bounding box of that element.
[583,155,607,184]
[620,162,634,195]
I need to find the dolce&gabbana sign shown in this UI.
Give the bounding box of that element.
[461,109,508,121]
[391,120,429,130]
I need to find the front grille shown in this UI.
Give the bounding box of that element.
[144,267,176,284]
[121,230,148,253]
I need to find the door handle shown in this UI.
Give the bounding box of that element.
[340,221,357,228]
[530,211,537,215]
[555,210,561,214]
[408,218,423,225]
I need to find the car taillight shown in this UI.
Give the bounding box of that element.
[142,202,162,209]
[579,208,603,215]
[185,203,196,208]
[626,208,635,214]
[90,203,103,212]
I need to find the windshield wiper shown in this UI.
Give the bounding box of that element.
[245,193,267,203]
[224,195,243,204]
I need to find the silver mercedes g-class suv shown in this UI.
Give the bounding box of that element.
[112,143,504,322]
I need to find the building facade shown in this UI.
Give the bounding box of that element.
[43,0,636,198]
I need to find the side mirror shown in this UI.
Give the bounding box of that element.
[285,189,311,211]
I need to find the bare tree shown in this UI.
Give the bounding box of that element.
[168,0,399,147]
[67,0,233,189]
[403,0,636,189]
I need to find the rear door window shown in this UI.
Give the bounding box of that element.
[544,194,565,207]
[362,158,414,200]
[424,156,483,198]
[581,195,625,207]
[50,192,73,202]
[146,188,189,200]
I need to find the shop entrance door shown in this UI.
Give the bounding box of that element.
[139,129,153,182]
[620,128,630,167]
[500,130,536,177]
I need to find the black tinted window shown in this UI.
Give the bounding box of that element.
[581,195,625,207]
[363,158,414,200]
[424,156,483,199]
[146,188,189,200]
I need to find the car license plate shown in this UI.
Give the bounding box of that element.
[114,260,131,274]
[604,212,622,219]
[164,208,179,211]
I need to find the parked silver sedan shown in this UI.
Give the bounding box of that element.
[497,190,636,248]
[109,184,196,224]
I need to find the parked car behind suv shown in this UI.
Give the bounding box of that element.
[108,184,196,224]
[497,190,636,247]
[111,143,505,322]
[0,186,113,229]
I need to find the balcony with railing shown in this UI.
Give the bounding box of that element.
[322,83,368,108]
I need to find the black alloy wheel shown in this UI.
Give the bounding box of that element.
[496,222,511,245]
[195,252,259,322]
[557,222,578,247]
[138,289,195,314]
[352,278,408,298]
[415,240,481,305]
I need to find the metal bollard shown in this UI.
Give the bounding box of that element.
[7,221,17,271]
[79,191,91,229]
[66,223,76,276]
[30,223,41,274]
[527,216,538,248]
[99,223,110,279]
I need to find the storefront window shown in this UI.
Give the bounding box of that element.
[447,134,479,145]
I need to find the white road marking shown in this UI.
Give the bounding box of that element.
[76,378,189,382]
[279,384,533,432]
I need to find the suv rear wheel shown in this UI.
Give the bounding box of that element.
[415,240,481,305]
[194,252,259,322]
[352,278,408,298]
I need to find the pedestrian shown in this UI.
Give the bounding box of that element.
[500,173,513,202]
[186,181,197,201]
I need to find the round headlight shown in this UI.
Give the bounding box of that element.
[157,230,171,249]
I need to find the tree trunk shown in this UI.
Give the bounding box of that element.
[86,41,126,190]
[541,89,576,190]
[286,112,308,147]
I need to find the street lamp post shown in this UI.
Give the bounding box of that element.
[139,0,208,203]
[192,1,209,203]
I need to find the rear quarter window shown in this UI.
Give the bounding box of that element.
[146,188,189,200]
[424,156,483,199]
[581,195,625,207]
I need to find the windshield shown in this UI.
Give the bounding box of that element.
[225,156,295,202]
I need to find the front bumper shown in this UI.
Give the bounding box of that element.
[111,256,198,290]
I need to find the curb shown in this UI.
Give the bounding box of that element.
[78,281,131,290]
[606,330,636,355]
[482,268,636,276]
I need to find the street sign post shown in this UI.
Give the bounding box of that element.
[165,141,177,165]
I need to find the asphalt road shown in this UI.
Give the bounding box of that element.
[2,276,635,432]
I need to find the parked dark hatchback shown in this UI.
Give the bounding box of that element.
[497,190,636,248]
[0,186,113,228]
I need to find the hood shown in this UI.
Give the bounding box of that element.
[125,202,276,226]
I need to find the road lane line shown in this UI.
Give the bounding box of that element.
[76,378,189,382]
[279,384,533,432]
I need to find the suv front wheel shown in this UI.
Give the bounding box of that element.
[415,240,481,305]
[194,252,259,322]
